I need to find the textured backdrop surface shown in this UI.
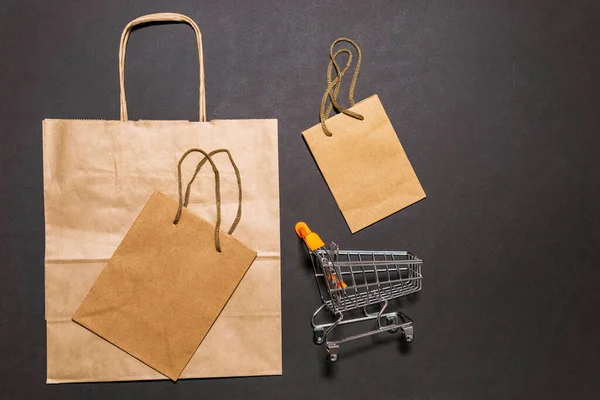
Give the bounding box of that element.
[1,1,599,399]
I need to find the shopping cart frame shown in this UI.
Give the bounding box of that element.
[296,222,423,362]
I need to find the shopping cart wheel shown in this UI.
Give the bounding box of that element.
[313,329,325,345]
[326,344,339,363]
[386,315,399,334]
[401,326,414,343]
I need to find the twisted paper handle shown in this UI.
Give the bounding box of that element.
[119,13,206,122]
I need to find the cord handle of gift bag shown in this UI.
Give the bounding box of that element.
[181,149,242,234]
[173,148,243,253]
[119,13,206,122]
[320,37,365,137]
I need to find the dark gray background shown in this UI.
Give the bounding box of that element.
[1,0,599,399]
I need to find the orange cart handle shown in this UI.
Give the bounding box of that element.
[295,222,325,251]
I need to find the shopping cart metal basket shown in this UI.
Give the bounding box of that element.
[295,222,423,362]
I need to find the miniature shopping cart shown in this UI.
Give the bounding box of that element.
[295,222,423,362]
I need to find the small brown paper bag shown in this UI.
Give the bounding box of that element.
[302,38,425,233]
[73,149,257,381]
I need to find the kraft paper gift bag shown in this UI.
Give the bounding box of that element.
[73,149,256,381]
[302,38,425,233]
[43,13,281,383]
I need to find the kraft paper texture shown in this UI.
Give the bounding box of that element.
[73,191,257,381]
[43,119,281,383]
[43,12,281,383]
[302,94,425,233]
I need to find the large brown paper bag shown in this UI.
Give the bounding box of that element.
[302,38,425,233]
[73,149,257,381]
[43,13,281,383]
